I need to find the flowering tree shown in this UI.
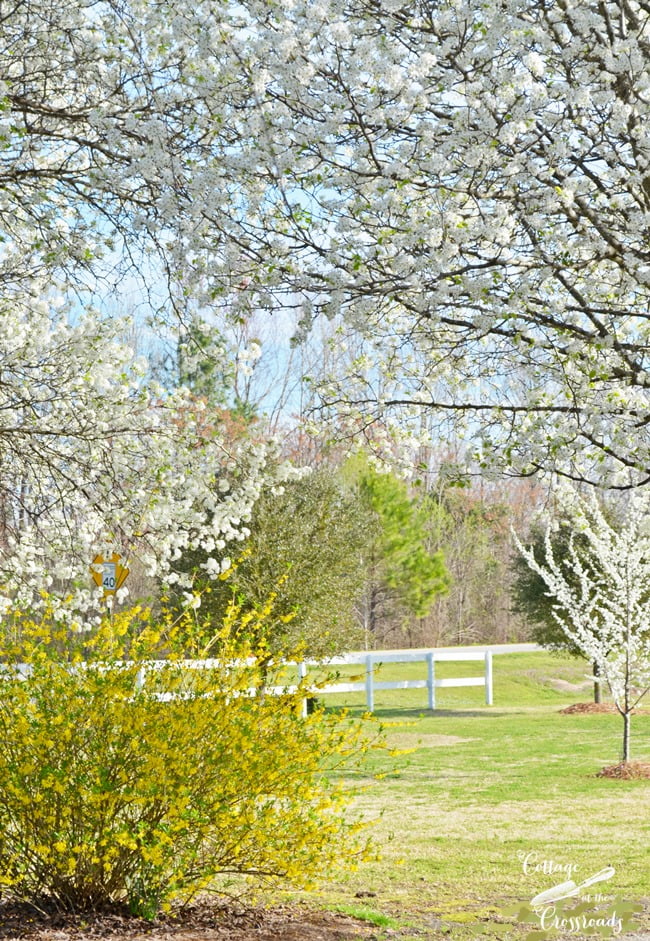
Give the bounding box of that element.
[151,0,650,486]
[0,0,298,618]
[6,0,650,600]
[0,290,287,624]
[512,519,609,702]
[516,490,650,764]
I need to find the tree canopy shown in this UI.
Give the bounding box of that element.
[350,458,450,642]
[0,299,283,618]
[6,0,650,624]
[0,0,288,616]
[123,0,650,487]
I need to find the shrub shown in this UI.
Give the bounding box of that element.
[0,601,373,917]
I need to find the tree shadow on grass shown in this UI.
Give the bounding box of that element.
[325,705,515,720]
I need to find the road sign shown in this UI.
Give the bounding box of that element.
[91,552,130,597]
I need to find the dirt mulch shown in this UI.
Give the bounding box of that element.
[561,701,650,715]
[560,702,619,714]
[596,761,650,779]
[0,901,376,941]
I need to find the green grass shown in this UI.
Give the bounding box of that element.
[292,652,650,939]
[331,903,402,928]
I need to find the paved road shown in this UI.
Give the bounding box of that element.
[357,642,542,656]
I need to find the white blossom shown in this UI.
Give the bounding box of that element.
[515,488,650,762]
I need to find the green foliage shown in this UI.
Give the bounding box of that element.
[173,469,372,658]
[171,457,449,652]
[425,486,522,646]
[177,322,232,407]
[0,600,373,916]
[352,458,450,636]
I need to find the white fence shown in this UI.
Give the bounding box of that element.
[8,644,539,715]
[128,648,494,714]
[280,643,539,714]
[146,645,527,714]
[295,648,494,714]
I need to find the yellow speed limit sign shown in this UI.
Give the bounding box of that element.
[91,553,130,597]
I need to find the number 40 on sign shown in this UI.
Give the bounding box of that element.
[90,553,130,598]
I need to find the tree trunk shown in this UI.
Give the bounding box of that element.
[592,661,601,704]
[369,585,379,638]
[257,657,272,702]
[622,711,631,763]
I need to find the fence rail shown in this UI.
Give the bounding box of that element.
[272,643,539,713]
[7,644,540,715]
[296,649,494,714]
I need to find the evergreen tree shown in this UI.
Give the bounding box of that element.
[351,459,450,645]
[177,323,233,408]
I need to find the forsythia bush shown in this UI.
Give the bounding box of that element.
[0,599,373,916]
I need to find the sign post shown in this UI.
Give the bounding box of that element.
[90,552,130,601]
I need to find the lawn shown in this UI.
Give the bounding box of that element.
[290,651,650,940]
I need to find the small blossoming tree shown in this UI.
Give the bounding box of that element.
[516,489,650,764]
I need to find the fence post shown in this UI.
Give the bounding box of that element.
[485,650,493,705]
[365,654,374,713]
[135,664,146,691]
[298,661,308,718]
[426,651,436,710]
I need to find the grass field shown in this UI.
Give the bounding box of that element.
[288,650,650,940]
